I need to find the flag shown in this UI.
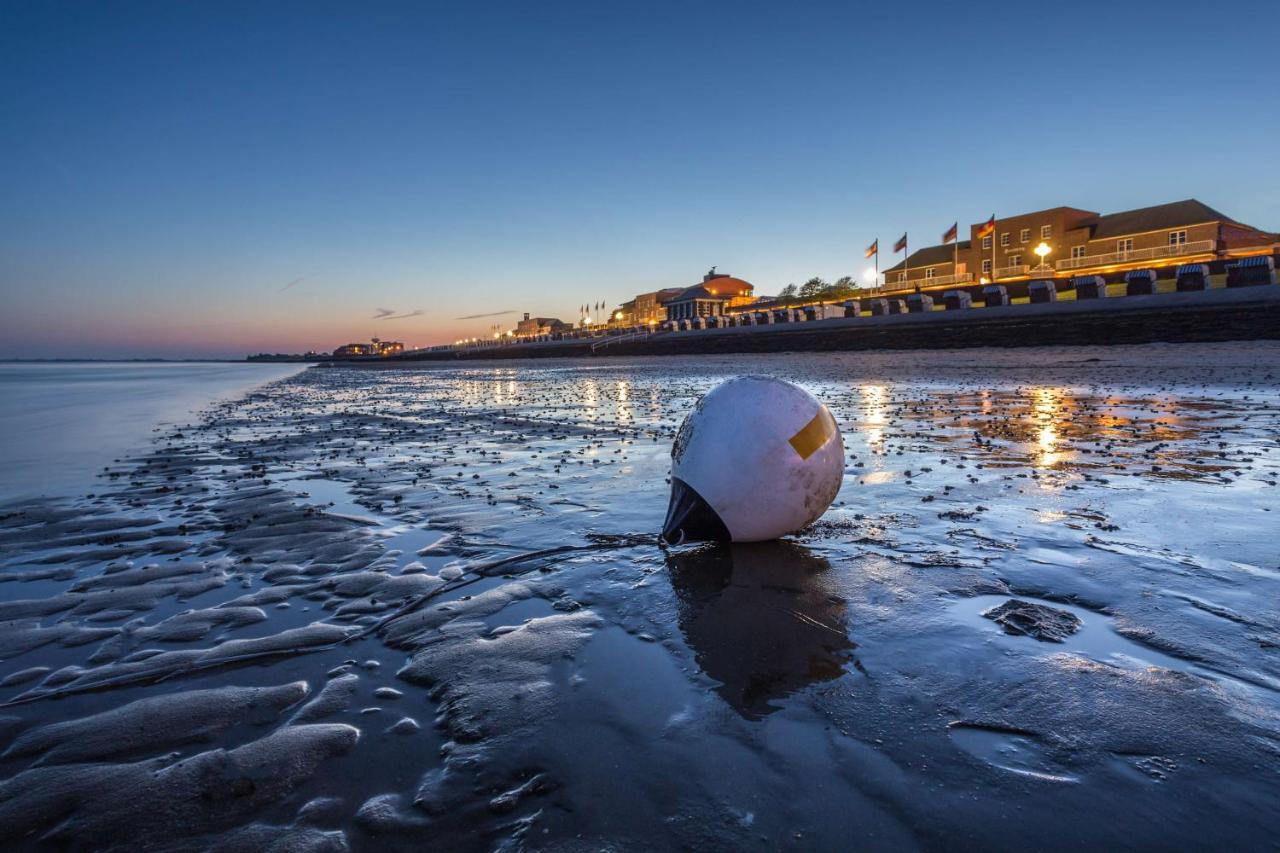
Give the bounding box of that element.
[893,233,907,253]
[977,215,996,238]
[864,239,878,259]
[942,222,958,244]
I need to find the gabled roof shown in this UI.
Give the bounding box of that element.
[883,240,971,274]
[1091,199,1230,239]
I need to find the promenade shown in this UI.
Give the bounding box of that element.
[366,283,1280,363]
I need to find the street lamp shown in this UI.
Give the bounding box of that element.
[1034,242,1052,271]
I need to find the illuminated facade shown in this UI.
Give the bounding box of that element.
[882,199,1277,292]
[664,272,755,321]
[334,338,403,357]
[632,288,685,326]
[515,314,570,337]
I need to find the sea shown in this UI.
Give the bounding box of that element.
[0,361,306,502]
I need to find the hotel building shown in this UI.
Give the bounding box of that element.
[881,199,1277,292]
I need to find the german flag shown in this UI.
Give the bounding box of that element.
[893,233,907,253]
[942,222,958,244]
[977,215,996,238]
[864,239,878,258]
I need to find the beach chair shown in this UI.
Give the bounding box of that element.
[906,293,933,313]
[1028,280,1057,303]
[1226,256,1276,288]
[843,300,861,318]
[1125,268,1158,295]
[1174,264,1209,291]
[982,285,1009,307]
[1072,275,1107,299]
[943,290,971,310]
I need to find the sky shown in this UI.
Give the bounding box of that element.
[2,0,1278,358]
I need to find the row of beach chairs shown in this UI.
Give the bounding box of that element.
[658,257,1276,330]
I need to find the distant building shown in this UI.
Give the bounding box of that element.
[633,288,686,326]
[665,271,755,322]
[333,338,403,358]
[610,299,637,326]
[882,199,1278,292]
[515,313,570,337]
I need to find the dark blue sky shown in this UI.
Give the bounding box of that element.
[3,0,1278,356]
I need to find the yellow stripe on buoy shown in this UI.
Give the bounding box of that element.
[788,407,836,460]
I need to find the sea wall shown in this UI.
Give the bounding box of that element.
[358,286,1280,363]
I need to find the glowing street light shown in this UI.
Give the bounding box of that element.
[1034,241,1052,271]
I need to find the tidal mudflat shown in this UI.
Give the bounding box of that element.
[1,343,1278,851]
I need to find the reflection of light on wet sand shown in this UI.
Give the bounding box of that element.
[861,384,887,425]
[1031,387,1066,471]
[862,471,895,485]
[615,380,632,421]
[860,384,887,447]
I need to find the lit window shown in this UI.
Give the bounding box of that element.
[1117,238,1133,253]
[982,235,992,250]
[982,259,992,274]
[925,268,936,279]
[1169,230,1187,245]
[1009,254,1022,267]
[1041,225,1053,238]
[1000,232,1010,247]
[1071,246,1086,259]
[899,272,906,282]
[1020,228,1030,243]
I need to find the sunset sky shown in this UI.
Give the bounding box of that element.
[3,0,1278,358]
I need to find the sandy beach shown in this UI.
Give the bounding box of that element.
[1,342,1278,851]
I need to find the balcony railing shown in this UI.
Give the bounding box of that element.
[1054,239,1215,272]
[992,264,1030,280]
[882,272,974,292]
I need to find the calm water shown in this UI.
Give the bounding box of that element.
[0,362,305,501]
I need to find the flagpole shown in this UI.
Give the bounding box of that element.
[992,215,998,282]
[875,245,879,295]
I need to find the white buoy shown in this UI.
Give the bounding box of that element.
[662,376,844,543]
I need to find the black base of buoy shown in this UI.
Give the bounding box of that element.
[662,477,731,544]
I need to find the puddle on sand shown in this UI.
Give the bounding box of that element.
[948,723,1079,783]
[947,594,1277,700]
[947,595,1189,670]
[278,476,374,520]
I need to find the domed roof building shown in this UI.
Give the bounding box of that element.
[665,269,755,321]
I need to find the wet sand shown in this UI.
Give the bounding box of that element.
[1,342,1278,850]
